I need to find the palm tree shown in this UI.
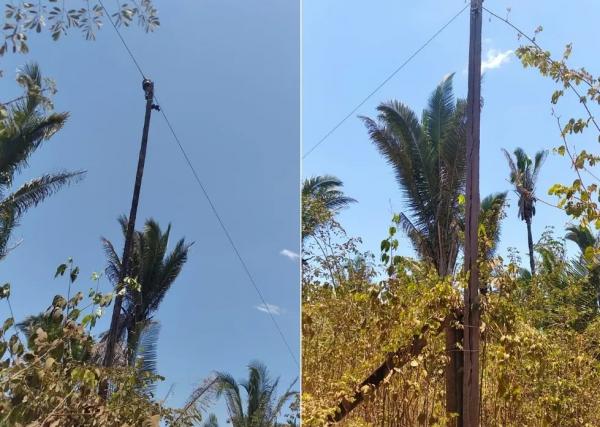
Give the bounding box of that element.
[0,63,84,259]
[361,74,510,424]
[213,361,297,427]
[302,175,356,240]
[502,147,548,275]
[361,74,467,423]
[361,74,466,277]
[101,217,192,366]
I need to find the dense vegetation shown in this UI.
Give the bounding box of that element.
[302,38,600,426]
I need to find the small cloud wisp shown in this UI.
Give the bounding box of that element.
[481,49,513,74]
[280,248,300,261]
[255,303,282,315]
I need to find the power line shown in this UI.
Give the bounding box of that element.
[98,0,146,79]
[98,0,299,367]
[302,3,469,159]
[156,100,299,367]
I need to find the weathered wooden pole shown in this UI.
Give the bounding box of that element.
[463,0,483,426]
[103,78,157,369]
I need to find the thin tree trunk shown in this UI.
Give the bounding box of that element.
[327,320,446,424]
[526,218,535,275]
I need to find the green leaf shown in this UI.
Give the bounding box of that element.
[380,240,390,252]
[70,266,80,283]
[0,283,10,300]
[584,246,595,263]
[68,308,80,321]
[2,317,14,334]
[55,263,67,278]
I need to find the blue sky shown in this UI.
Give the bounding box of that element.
[1,0,299,421]
[303,0,600,264]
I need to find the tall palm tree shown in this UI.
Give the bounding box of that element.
[0,63,84,259]
[214,361,297,427]
[361,74,510,424]
[302,175,356,240]
[361,74,466,277]
[502,147,548,275]
[361,74,467,423]
[101,217,192,366]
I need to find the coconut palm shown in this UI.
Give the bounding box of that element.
[0,63,84,259]
[213,361,297,427]
[101,217,192,366]
[302,175,356,240]
[502,147,548,275]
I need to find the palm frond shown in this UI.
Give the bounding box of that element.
[302,175,356,212]
[501,148,518,184]
[480,192,508,257]
[565,224,596,254]
[0,171,85,219]
[423,73,456,148]
[397,212,435,265]
[101,236,122,284]
[132,320,160,395]
[175,376,219,425]
[202,414,219,427]
[269,378,298,423]
[532,149,549,182]
[146,237,191,313]
[0,207,17,260]
[215,372,245,424]
[0,113,69,186]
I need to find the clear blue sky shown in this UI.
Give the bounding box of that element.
[303,0,600,264]
[1,0,299,421]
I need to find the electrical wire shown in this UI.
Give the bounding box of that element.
[97,0,299,367]
[302,3,469,159]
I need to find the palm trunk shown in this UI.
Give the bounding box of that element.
[526,218,535,275]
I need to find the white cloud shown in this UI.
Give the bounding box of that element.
[481,49,513,74]
[280,249,300,261]
[255,303,282,315]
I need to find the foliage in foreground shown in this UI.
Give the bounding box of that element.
[302,221,600,427]
[0,263,215,426]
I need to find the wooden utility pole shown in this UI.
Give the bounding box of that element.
[103,78,158,368]
[463,0,483,426]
